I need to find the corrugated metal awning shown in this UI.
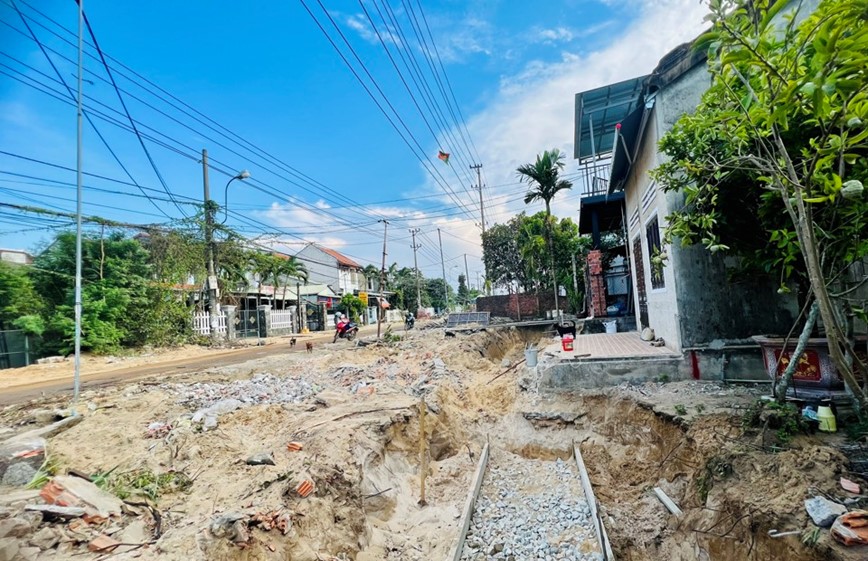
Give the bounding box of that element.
[574,75,648,162]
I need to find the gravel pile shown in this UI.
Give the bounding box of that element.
[461,455,601,561]
[165,373,319,409]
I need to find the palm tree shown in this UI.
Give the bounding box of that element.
[517,148,573,319]
[251,252,307,309]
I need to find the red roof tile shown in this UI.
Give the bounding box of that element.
[316,246,362,269]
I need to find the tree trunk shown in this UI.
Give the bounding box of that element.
[795,208,867,411]
[775,301,819,402]
[545,202,560,322]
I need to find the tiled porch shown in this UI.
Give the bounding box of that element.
[543,331,680,361]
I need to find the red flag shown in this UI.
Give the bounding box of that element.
[437,150,450,164]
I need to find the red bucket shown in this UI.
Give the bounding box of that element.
[562,334,574,352]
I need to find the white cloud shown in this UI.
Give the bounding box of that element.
[536,26,575,43]
[256,0,709,287]
[344,12,402,47]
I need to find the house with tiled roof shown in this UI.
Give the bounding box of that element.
[294,243,365,296]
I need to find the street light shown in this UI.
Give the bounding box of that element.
[222,169,251,223]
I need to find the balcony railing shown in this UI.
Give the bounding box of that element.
[577,160,611,198]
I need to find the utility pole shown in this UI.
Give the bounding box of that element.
[72,0,84,410]
[470,163,485,235]
[410,228,422,312]
[438,228,448,313]
[463,254,470,308]
[571,253,579,313]
[377,220,389,339]
[202,148,220,343]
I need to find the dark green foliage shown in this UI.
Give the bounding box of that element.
[0,261,43,330]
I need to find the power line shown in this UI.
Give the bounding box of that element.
[6,0,175,219]
[77,5,188,217]
[298,0,478,223]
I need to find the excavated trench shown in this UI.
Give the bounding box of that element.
[207,329,833,561]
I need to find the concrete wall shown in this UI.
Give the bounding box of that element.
[655,65,797,347]
[295,245,338,289]
[624,110,683,350]
[621,64,797,349]
[540,356,690,391]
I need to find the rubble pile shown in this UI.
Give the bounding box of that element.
[164,373,319,409]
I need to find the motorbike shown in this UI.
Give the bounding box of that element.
[404,314,415,329]
[333,321,359,342]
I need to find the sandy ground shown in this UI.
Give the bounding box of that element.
[0,326,866,561]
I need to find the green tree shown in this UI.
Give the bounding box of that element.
[425,278,454,312]
[517,149,573,314]
[250,251,308,307]
[0,261,43,333]
[338,294,365,322]
[652,0,868,408]
[458,274,469,306]
[32,231,192,354]
[482,218,528,292]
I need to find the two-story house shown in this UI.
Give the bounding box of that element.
[294,243,364,296]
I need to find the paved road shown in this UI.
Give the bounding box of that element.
[0,323,394,406]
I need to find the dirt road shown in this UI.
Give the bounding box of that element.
[0,323,394,405]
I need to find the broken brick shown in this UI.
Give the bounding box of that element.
[87,534,120,553]
[295,480,314,498]
[286,442,303,452]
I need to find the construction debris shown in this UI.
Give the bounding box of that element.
[831,510,868,546]
[805,496,848,528]
[246,452,276,466]
[39,475,123,523]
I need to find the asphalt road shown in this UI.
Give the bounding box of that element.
[0,323,394,406]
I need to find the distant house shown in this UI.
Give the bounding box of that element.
[574,42,797,354]
[0,249,34,266]
[294,244,364,296]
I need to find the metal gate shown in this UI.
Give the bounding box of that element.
[305,303,324,332]
[235,309,265,338]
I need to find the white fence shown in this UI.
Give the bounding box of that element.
[192,311,227,336]
[270,310,295,331]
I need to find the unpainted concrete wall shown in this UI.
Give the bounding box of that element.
[540,356,690,391]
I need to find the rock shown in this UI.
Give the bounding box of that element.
[209,512,249,543]
[16,546,39,561]
[36,356,64,364]
[29,527,60,550]
[0,517,31,539]
[246,452,275,466]
[31,410,59,425]
[805,496,847,527]
[640,327,655,341]
[0,538,18,561]
[2,463,36,487]
[0,438,46,483]
[24,505,85,520]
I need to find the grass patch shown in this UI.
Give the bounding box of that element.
[96,468,192,501]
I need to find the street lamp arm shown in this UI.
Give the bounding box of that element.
[221,169,251,224]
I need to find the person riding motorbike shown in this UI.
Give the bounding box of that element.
[404,311,415,329]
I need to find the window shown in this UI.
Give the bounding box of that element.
[646,216,665,289]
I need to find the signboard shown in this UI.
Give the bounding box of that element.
[359,292,368,305]
[773,349,822,382]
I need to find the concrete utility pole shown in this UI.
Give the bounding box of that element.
[463,254,470,307]
[410,228,422,312]
[471,163,485,235]
[438,228,448,312]
[202,148,220,343]
[377,219,389,339]
[72,0,84,410]
[572,253,579,312]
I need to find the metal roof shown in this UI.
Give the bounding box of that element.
[574,75,648,162]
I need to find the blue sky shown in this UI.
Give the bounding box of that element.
[0,0,707,286]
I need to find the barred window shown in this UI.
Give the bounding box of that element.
[646,216,665,289]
